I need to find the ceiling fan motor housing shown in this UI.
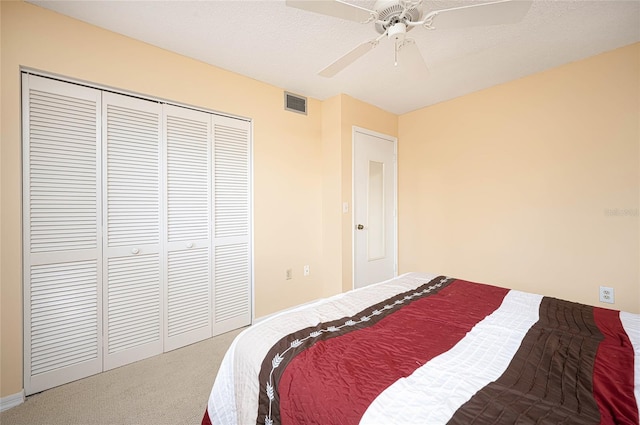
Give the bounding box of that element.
[373,0,422,34]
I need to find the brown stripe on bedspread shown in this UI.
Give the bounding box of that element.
[448,297,604,425]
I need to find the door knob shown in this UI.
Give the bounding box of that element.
[357,224,364,230]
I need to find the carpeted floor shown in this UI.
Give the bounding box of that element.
[0,328,244,425]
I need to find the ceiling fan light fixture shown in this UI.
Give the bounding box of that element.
[387,21,407,41]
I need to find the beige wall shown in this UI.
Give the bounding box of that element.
[399,43,640,313]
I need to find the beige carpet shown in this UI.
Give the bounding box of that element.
[1,328,244,425]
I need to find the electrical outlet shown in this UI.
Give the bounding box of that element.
[599,286,614,304]
[286,268,292,280]
[304,265,310,276]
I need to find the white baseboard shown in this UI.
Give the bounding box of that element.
[253,298,323,325]
[0,390,25,412]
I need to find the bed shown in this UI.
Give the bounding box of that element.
[202,272,640,424]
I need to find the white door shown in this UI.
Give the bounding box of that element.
[102,92,163,370]
[212,115,252,334]
[22,74,103,395]
[23,74,253,394]
[164,105,212,351]
[353,128,397,289]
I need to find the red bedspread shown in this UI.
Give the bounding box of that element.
[203,274,639,425]
[268,278,507,424]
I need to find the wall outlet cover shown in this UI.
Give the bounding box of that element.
[599,286,614,304]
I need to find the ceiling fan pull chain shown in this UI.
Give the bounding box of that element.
[394,39,399,66]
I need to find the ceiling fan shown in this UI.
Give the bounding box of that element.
[286,0,533,77]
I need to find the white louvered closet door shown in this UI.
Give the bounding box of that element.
[212,115,252,335]
[102,93,163,370]
[24,74,253,394]
[22,74,103,395]
[164,105,212,351]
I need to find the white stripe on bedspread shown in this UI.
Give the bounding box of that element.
[360,290,543,425]
[620,311,640,421]
[207,336,240,424]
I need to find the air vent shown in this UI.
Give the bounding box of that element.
[284,92,307,115]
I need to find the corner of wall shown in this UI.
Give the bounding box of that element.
[321,95,344,297]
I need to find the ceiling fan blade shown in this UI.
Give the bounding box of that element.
[286,0,374,23]
[397,39,430,78]
[319,40,377,77]
[426,0,532,30]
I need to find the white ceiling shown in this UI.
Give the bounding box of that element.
[29,0,640,115]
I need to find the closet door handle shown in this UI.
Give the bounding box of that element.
[131,248,140,255]
[186,242,194,248]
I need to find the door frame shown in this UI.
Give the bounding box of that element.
[351,126,398,290]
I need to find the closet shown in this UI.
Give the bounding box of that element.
[22,74,252,394]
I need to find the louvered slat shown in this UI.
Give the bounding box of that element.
[30,260,99,376]
[106,103,160,247]
[214,123,249,239]
[167,114,209,241]
[29,89,98,252]
[214,243,250,323]
[167,249,210,337]
[107,254,161,354]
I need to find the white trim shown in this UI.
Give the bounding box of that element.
[20,67,252,123]
[249,123,255,326]
[253,296,323,324]
[351,126,399,290]
[0,390,25,412]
